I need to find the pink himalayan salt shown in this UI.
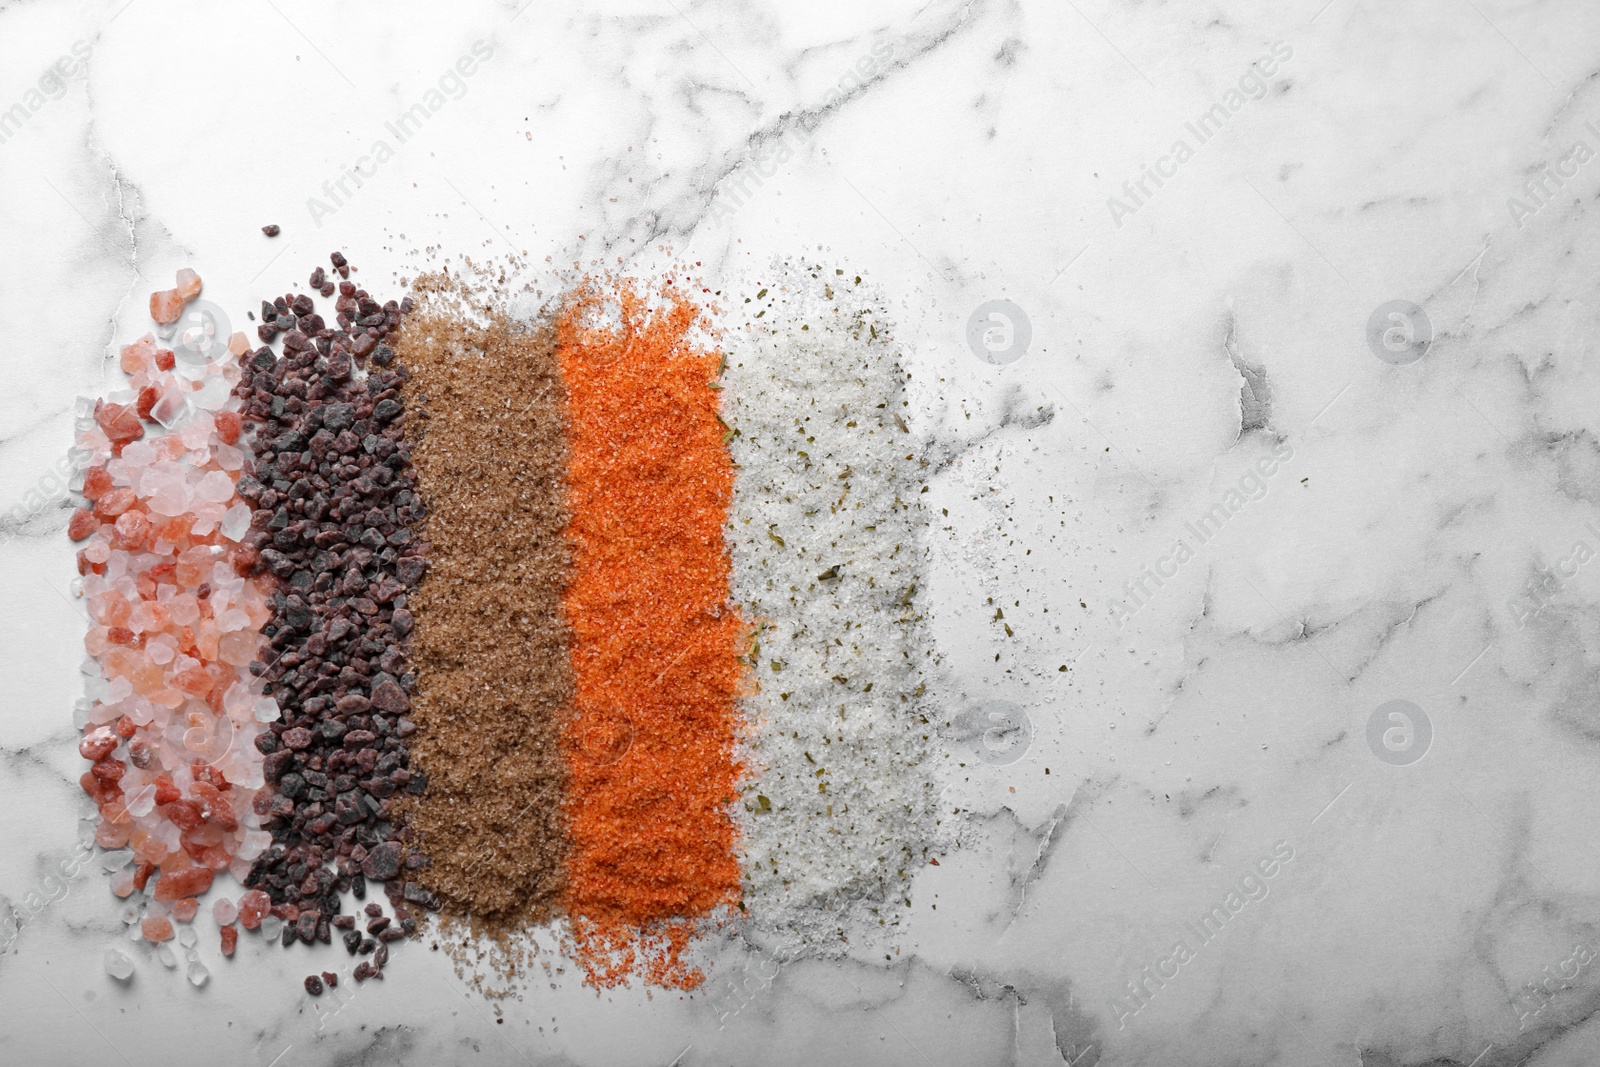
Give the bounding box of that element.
[237,890,269,930]
[141,916,174,942]
[171,897,198,923]
[95,820,131,849]
[75,306,275,931]
[175,268,201,301]
[149,290,184,326]
[220,925,237,957]
[150,859,215,896]
[212,898,237,925]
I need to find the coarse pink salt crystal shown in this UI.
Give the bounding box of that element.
[119,340,157,375]
[227,332,250,356]
[149,290,184,326]
[175,268,201,301]
[96,820,131,849]
[237,889,269,930]
[212,898,237,925]
[171,897,198,923]
[141,915,174,942]
[110,865,137,898]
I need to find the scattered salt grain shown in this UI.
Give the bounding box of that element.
[104,947,134,981]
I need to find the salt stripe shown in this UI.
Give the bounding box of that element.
[556,280,745,988]
[723,265,936,939]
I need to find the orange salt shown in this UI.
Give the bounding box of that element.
[556,276,746,989]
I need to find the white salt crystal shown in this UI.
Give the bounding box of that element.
[215,444,245,472]
[187,961,209,987]
[220,502,251,543]
[147,475,191,517]
[98,849,134,872]
[104,947,134,981]
[189,501,224,536]
[194,376,232,411]
[239,830,271,860]
[124,784,157,818]
[151,384,188,428]
[177,927,197,948]
[157,943,177,969]
[195,470,235,504]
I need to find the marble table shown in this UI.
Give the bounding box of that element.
[3,0,1599,1063]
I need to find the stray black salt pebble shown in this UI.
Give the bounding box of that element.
[322,971,338,988]
[304,975,323,996]
[263,224,281,237]
[343,930,362,955]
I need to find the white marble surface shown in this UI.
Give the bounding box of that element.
[6,0,1600,1063]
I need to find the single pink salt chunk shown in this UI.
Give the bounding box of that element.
[175,268,201,300]
[153,865,213,901]
[119,340,155,375]
[171,897,198,923]
[149,289,184,325]
[212,897,238,925]
[227,332,250,356]
[141,915,174,942]
[237,889,269,930]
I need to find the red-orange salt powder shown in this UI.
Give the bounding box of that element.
[556,276,746,989]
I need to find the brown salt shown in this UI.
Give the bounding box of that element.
[393,271,572,931]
